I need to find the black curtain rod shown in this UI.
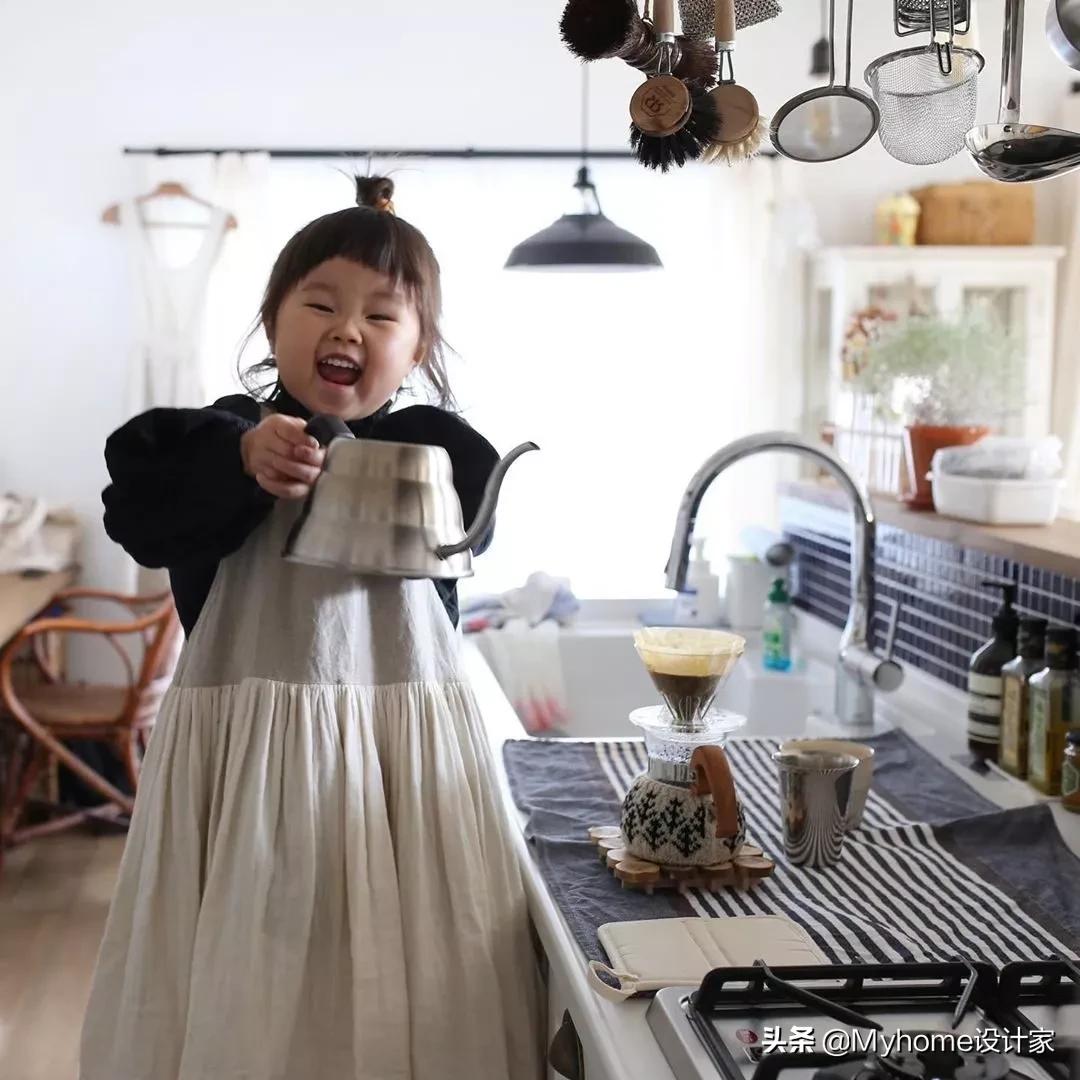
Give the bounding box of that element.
[123,145,778,160]
[125,147,635,159]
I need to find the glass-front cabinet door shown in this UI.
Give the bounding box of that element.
[806,246,1063,497]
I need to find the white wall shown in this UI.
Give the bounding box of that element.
[1,0,1074,601]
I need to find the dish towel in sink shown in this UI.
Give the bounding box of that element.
[472,617,569,735]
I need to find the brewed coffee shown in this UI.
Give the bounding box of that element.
[633,627,746,730]
[647,670,722,728]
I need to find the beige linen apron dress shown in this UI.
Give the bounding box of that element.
[79,488,543,1079]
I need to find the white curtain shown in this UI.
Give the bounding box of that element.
[197,154,811,601]
[203,152,274,401]
[1054,90,1080,518]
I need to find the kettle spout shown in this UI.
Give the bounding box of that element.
[434,441,538,559]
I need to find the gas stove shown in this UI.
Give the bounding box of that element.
[646,959,1078,1080]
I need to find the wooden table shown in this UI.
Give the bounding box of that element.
[0,569,77,648]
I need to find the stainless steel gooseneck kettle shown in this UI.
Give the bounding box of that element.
[283,414,538,579]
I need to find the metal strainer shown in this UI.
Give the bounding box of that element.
[865,44,984,164]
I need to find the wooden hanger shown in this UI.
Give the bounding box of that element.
[101,181,238,229]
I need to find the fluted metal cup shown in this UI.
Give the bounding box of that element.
[772,749,859,868]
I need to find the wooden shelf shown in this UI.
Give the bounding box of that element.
[812,246,1065,262]
[781,479,1080,579]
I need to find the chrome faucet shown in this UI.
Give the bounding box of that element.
[665,431,903,730]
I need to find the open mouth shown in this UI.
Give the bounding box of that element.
[316,354,362,387]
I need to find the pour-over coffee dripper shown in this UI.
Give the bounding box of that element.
[633,627,746,729]
[623,627,751,866]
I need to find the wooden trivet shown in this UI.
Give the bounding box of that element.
[587,825,775,894]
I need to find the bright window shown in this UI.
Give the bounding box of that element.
[203,156,806,600]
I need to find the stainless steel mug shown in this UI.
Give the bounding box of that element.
[771,749,859,868]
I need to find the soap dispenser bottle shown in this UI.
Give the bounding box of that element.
[999,616,1048,779]
[762,577,795,672]
[683,538,721,626]
[967,580,1020,765]
[1028,626,1080,796]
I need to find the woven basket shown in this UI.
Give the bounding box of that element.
[912,181,1034,245]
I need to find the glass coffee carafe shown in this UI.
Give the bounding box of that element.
[632,627,747,780]
[621,628,749,866]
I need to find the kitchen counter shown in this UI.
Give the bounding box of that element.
[782,478,1080,579]
[464,638,678,1080]
[464,612,1080,1080]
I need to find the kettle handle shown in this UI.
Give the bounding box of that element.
[305,414,355,447]
[689,745,740,838]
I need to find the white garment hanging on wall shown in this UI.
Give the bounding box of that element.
[120,200,230,412]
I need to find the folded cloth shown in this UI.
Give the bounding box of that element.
[472,617,570,735]
[0,494,79,574]
[462,571,579,630]
[932,436,1063,480]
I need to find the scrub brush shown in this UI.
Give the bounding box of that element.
[629,0,720,170]
[701,0,767,164]
[560,0,717,88]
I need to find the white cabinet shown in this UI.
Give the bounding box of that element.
[804,246,1064,495]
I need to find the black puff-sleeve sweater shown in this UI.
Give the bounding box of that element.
[102,388,500,636]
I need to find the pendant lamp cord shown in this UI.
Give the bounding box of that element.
[575,65,602,214]
[581,65,589,166]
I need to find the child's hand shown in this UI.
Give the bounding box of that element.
[240,414,326,499]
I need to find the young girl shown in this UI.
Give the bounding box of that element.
[80,176,544,1080]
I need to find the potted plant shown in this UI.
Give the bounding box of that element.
[848,309,1024,508]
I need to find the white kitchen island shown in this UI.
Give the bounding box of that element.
[462,612,1080,1080]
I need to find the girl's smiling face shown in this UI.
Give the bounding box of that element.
[268,256,423,420]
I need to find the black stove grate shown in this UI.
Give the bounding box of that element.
[683,960,1077,1080]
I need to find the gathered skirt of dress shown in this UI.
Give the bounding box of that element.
[79,502,544,1080]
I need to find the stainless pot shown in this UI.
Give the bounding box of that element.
[283,415,538,579]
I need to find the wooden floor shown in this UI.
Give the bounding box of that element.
[0,831,124,1080]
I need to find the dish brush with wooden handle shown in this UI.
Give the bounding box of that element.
[629,0,720,170]
[701,0,767,164]
[560,0,717,87]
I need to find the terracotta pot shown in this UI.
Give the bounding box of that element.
[903,424,990,509]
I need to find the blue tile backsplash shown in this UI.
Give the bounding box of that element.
[780,497,1079,691]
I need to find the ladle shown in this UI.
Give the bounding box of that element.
[1047,0,1080,71]
[966,0,1080,182]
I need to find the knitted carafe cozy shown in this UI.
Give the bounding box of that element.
[620,744,746,866]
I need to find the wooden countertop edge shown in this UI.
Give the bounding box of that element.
[780,480,1080,579]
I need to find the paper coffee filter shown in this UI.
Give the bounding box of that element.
[633,627,746,677]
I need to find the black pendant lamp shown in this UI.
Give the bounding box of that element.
[504,68,662,271]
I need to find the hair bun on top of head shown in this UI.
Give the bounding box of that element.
[355,175,395,215]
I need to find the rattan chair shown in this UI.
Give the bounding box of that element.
[0,588,181,853]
